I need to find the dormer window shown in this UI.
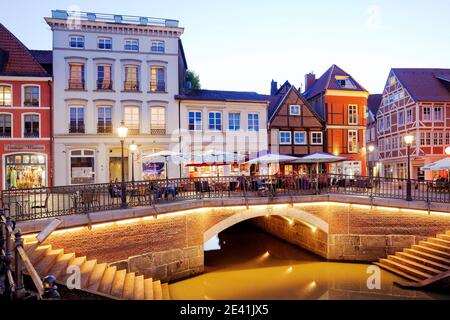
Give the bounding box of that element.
[335,76,356,89]
[289,105,300,115]
[124,39,139,51]
[69,36,84,49]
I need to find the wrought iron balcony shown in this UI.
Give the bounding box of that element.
[124,81,139,92]
[149,80,166,92]
[150,128,166,135]
[68,80,85,90]
[97,80,113,90]
[69,125,85,134]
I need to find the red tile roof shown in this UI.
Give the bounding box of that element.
[393,68,450,102]
[303,64,368,99]
[0,23,49,77]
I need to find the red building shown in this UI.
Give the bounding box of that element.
[304,65,369,176]
[0,24,53,189]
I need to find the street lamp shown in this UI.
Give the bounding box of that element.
[368,145,375,178]
[118,121,128,208]
[404,134,414,201]
[129,141,137,184]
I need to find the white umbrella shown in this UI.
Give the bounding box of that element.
[245,153,301,164]
[142,150,187,179]
[188,151,245,177]
[421,158,450,171]
[293,152,349,164]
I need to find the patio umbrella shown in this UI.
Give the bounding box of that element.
[245,153,301,164]
[421,158,450,181]
[187,151,245,177]
[142,150,187,180]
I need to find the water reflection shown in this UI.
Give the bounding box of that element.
[170,223,450,300]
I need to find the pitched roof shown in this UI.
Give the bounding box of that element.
[29,50,53,75]
[303,64,368,99]
[175,89,269,103]
[367,94,382,116]
[392,68,450,102]
[0,23,49,77]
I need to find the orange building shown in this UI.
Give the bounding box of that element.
[304,65,369,176]
[0,24,53,189]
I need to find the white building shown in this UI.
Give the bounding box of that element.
[46,10,187,185]
[175,90,270,177]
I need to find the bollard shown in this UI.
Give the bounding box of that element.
[42,275,60,299]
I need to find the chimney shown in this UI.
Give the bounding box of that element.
[270,79,278,95]
[305,73,316,92]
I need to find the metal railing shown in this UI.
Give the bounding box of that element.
[149,80,166,92]
[96,80,113,90]
[1,174,449,222]
[68,80,85,90]
[0,208,59,299]
[123,81,139,92]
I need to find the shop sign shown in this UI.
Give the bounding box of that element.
[4,144,46,152]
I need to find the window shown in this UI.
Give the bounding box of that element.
[23,85,39,107]
[434,107,444,121]
[348,130,358,153]
[279,131,291,144]
[228,113,240,131]
[433,132,443,145]
[69,36,84,48]
[188,111,202,131]
[426,132,431,145]
[398,110,405,125]
[124,39,139,51]
[289,105,300,116]
[97,107,112,133]
[389,76,396,86]
[150,107,166,133]
[124,65,139,91]
[97,65,112,90]
[23,114,39,138]
[423,106,432,121]
[335,76,356,89]
[208,112,222,131]
[294,131,306,144]
[5,153,46,189]
[70,149,95,184]
[151,40,165,53]
[69,107,84,133]
[378,117,384,132]
[124,106,140,134]
[68,63,85,90]
[348,105,358,125]
[98,38,112,50]
[248,113,259,131]
[446,132,450,145]
[385,115,391,128]
[420,132,425,146]
[0,85,12,106]
[150,66,165,92]
[311,132,323,145]
[0,114,12,137]
[406,108,413,123]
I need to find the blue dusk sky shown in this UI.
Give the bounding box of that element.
[1,0,449,94]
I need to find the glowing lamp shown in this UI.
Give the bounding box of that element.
[404,134,414,145]
[445,146,450,155]
[368,145,375,153]
[129,141,138,152]
[118,121,128,140]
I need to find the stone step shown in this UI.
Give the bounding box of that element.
[29,245,52,265]
[437,234,450,241]
[446,230,450,236]
[98,266,117,295]
[80,259,97,289]
[122,272,136,300]
[428,237,450,248]
[161,283,171,300]
[144,278,154,300]
[418,241,450,254]
[60,256,87,283]
[378,258,430,280]
[87,263,107,292]
[152,280,163,300]
[388,255,441,276]
[35,249,64,275]
[110,269,127,298]
[397,251,450,272]
[412,244,450,260]
[48,252,75,280]
[405,248,450,267]
[134,275,145,300]
[374,262,422,283]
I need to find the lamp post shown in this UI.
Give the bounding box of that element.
[368,144,375,178]
[118,121,128,208]
[404,134,414,201]
[129,141,137,184]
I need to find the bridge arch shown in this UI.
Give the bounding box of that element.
[203,206,329,243]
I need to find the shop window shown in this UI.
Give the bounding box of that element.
[5,153,46,189]
[70,149,95,184]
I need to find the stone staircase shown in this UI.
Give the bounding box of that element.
[375,231,450,287]
[23,241,171,300]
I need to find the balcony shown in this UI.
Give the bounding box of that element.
[149,81,166,93]
[150,128,166,135]
[68,80,85,90]
[123,81,140,92]
[97,80,113,91]
[69,125,85,134]
[97,125,112,134]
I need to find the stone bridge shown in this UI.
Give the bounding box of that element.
[18,195,450,283]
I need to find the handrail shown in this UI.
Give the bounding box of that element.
[16,246,44,297]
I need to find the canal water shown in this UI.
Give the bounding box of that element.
[169,223,450,300]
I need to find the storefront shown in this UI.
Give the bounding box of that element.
[330,161,362,177]
[3,153,47,189]
[70,149,95,184]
